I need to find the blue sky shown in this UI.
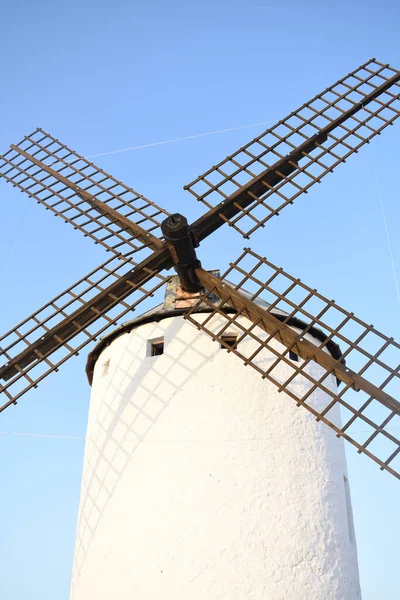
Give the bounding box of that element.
[0,0,399,598]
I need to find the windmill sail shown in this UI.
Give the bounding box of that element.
[0,254,168,411]
[0,128,169,259]
[185,250,400,479]
[1,59,400,484]
[185,59,400,238]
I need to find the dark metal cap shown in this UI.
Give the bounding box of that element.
[161,214,189,241]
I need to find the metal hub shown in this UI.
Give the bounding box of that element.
[161,213,202,293]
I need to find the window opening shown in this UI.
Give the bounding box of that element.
[221,335,237,350]
[150,340,164,356]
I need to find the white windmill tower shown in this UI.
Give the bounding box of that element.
[70,272,361,599]
[1,58,400,600]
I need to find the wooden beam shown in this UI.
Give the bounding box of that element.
[10,145,163,251]
[196,268,400,416]
[190,69,400,243]
[82,196,163,251]
[0,247,173,381]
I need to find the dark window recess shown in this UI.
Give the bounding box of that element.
[151,340,164,356]
[289,350,299,362]
[221,335,237,350]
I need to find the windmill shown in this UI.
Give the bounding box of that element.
[1,58,400,598]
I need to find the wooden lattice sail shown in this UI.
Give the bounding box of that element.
[1,58,400,479]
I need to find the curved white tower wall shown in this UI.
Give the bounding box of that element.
[70,311,361,600]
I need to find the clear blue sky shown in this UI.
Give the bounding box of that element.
[1,1,399,598]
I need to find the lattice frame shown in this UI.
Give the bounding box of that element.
[185,59,400,238]
[0,256,168,411]
[185,251,400,478]
[0,128,169,258]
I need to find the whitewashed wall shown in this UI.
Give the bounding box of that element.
[70,313,361,600]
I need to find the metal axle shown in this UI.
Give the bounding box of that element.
[161,213,202,293]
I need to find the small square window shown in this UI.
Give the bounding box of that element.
[289,350,298,362]
[150,340,164,356]
[221,335,237,350]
